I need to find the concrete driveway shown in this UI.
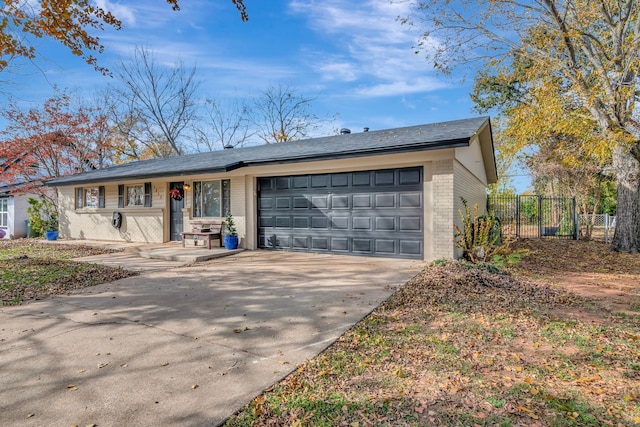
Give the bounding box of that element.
[0,251,422,427]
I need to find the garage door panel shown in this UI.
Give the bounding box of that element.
[293,217,309,229]
[260,216,275,227]
[353,194,372,208]
[375,170,395,186]
[375,217,396,231]
[352,217,372,230]
[400,240,422,255]
[311,175,329,188]
[353,172,371,186]
[375,239,396,254]
[259,197,273,209]
[331,173,349,187]
[331,194,349,209]
[293,196,310,209]
[276,177,290,189]
[375,193,396,208]
[352,238,372,253]
[293,236,309,249]
[312,237,329,250]
[275,197,291,209]
[311,217,329,229]
[276,216,291,228]
[258,167,423,259]
[400,169,421,185]
[400,217,421,231]
[400,193,422,208]
[331,216,349,229]
[312,195,328,209]
[292,176,309,188]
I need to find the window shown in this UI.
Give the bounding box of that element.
[118,182,151,208]
[84,188,100,208]
[75,186,105,209]
[127,185,144,207]
[193,179,230,217]
[0,198,8,228]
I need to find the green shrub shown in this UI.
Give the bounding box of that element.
[453,197,511,263]
[27,196,58,236]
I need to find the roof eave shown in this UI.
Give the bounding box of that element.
[45,139,471,187]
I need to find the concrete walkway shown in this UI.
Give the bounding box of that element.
[0,249,423,427]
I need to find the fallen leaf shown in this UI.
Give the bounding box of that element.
[191,384,198,389]
[27,414,35,418]
[161,362,169,367]
[67,384,78,391]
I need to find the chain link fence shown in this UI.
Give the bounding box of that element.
[579,214,616,243]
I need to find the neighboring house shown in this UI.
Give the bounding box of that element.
[47,117,497,260]
[0,183,30,239]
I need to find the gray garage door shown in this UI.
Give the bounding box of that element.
[257,167,423,259]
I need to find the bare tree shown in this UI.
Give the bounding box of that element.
[251,84,333,144]
[109,46,199,157]
[193,97,254,151]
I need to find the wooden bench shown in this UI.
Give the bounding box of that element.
[182,220,224,250]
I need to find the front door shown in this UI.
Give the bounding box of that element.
[169,182,184,241]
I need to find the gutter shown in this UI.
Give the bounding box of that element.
[45,137,471,187]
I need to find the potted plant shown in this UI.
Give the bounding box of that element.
[223,211,239,250]
[44,213,59,241]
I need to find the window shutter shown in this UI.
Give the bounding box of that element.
[118,185,124,208]
[144,182,152,207]
[76,187,83,209]
[98,186,105,208]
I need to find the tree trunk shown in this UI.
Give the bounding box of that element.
[611,144,640,253]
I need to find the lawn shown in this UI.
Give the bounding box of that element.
[0,240,137,305]
[225,239,640,427]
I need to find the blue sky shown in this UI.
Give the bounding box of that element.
[1,0,530,190]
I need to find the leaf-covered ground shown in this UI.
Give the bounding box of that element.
[0,240,137,305]
[225,239,640,427]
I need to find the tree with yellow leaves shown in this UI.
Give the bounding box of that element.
[407,0,640,252]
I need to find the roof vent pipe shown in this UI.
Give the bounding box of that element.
[224,144,234,149]
[363,127,369,132]
[340,128,351,135]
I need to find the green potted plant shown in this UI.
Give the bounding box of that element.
[44,213,59,241]
[223,211,239,250]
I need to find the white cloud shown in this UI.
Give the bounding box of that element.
[288,0,441,97]
[95,0,137,26]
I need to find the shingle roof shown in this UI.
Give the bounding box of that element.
[46,117,492,186]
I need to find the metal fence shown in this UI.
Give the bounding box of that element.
[487,195,578,240]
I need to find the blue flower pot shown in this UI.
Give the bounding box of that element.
[45,230,59,241]
[223,235,238,250]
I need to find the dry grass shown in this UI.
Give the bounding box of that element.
[225,239,640,427]
[0,240,137,305]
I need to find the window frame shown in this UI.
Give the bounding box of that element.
[75,186,105,209]
[117,182,152,208]
[192,179,230,218]
[0,198,8,228]
[126,185,145,207]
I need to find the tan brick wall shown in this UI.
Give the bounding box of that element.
[181,178,247,248]
[59,182,166,243]
[453,160,489,258]
[432,159,455,260]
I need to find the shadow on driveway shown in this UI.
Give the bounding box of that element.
[0,251,423,427]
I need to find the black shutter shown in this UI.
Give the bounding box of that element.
[144,182,152,207]
[118,184,124,208]
[98,186,105,208]
[76,187,83,209]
